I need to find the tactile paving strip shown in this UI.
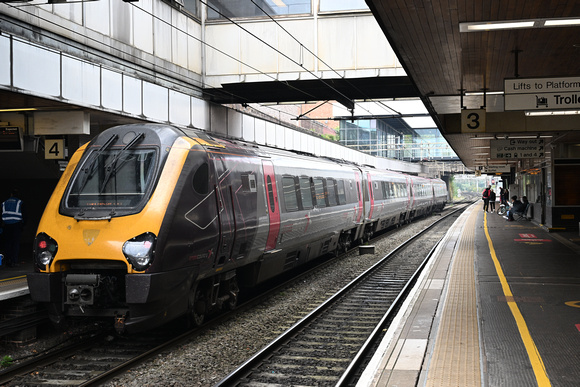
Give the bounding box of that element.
[425,207,481,386]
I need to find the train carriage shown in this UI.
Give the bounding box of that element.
[27,123,447,333]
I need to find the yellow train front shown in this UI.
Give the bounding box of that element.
[27,124,224,333]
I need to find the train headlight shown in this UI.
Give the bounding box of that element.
[34,233,58,270]
[123,232,156,271]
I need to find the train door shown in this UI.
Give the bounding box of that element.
[212,154,235,264]
[354,172,363,223]
[262,160,280,251]
[367,172,375,220]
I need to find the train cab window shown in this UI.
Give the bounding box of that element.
[299,177,313,210]
[337,180,346,204]
[66,148,157,209]
[266,176,275,213]
[282,176,299,212]
[326,178,338,206]
[192,162,209,195]
[313,178,327,208]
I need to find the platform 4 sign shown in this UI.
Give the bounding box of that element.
[491,139,544,159]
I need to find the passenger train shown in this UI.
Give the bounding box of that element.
[27,124,447,333]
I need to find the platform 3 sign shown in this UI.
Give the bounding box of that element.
[491,138,544,159]
[505,76,580,110]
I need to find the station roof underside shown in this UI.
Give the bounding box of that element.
[202,76,419,111]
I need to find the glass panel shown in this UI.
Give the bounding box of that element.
[337,180,346,204]
[320,0,368,12]
[313,178,326,208]
[299,177,313,209]
[282,176,299,212]
[327,179,337,206]
[207,0,311,20]
[66,149,157,209]
[183,0,198,16]
[267,175,275,212]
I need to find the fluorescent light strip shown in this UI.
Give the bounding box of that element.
[464,91,504,96]
[462,21,534,32]
[545,18,580,26]
[461,17,580,32]
[526,110,580,116]
[0,108,37,112]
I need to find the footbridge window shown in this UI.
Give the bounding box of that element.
[207,0,312,20]
[319,0,369,12]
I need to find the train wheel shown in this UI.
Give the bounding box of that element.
[187,284,206,327]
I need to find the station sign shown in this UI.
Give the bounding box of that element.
[504,77,580,111]
[478,165,511,174]
[490,139,544,159]
[45,139,65,160]
[460,109,486,133]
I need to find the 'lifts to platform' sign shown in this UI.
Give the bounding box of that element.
[490,139,544,159]
[505,76,580,110]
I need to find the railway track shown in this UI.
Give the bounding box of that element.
[0,203,467,386]
[215,204,466,387]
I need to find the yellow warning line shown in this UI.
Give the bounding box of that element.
[484,213,551,386]
[0,275,26,283]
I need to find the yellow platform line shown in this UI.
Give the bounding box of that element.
[0,275,26,283]
[483,213,551,386]
[426,206,481,386]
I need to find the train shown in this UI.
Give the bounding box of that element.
[27,123,447,333]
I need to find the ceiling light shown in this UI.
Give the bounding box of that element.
[464,91,504,96]
[470,136,495,140]
[473,152,490,155]
[461,20,535,32]
[0,108,37,112]
[544,18,580,27]
[461,17,580,32]
[471,146,490,149]
[526,110,580,116]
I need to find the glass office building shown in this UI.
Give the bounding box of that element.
[339,118,458,162]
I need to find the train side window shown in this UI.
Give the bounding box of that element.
[313,178,327,208]
[326,178,338,206]
[337,180,346,204]
[299,177,313,210]
[282,176,299,212]
[192,162,209,194]
[266,176,275,213]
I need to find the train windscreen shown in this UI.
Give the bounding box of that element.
[65,148,157,209]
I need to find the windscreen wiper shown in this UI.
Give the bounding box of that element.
[77,134,119,193]
[99,132,145,193]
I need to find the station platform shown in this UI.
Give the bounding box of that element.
[358,202,580,387]
[0,260,32,301]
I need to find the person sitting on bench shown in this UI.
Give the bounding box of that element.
[506,195,525,221]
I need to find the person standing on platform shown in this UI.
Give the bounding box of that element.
[1,189,24,267]
[489,189,496,212]
[482,185,491,212]
[502,188,510,206]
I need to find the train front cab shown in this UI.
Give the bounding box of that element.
[27,125,212,333]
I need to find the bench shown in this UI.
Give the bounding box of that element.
[514,203,530,221]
